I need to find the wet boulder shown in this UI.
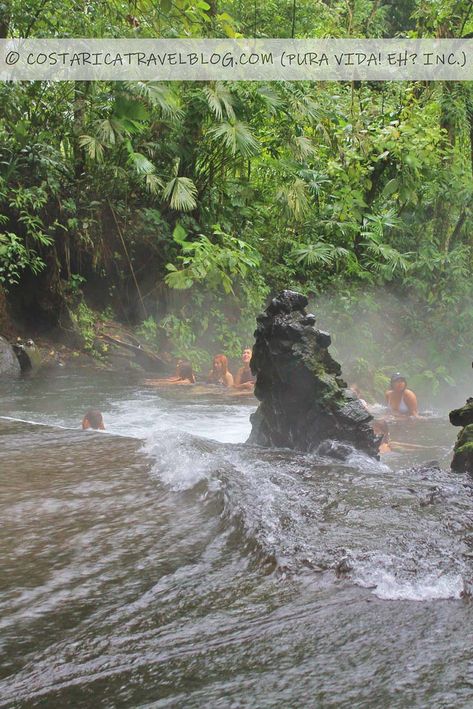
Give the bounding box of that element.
[0,335,20,378]
[247,290,380,457]
[451,424,473,474]
[450,398,473,473]
[12,339,42,372]
[449,399,473,428]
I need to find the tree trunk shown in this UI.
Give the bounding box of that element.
[0,0,10,38]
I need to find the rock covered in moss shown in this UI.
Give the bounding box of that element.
[451,424,473,474]
[449,398,473,428]
[247,290,380,457]
[450,396,473,473]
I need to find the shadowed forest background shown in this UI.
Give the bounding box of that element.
[0,0,472,405]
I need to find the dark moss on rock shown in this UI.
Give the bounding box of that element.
[449,399,473,428]
[450,396,473,474]
[247,290,380,458]
[451,424,473,474]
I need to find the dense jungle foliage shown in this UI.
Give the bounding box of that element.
[1,0,473,402]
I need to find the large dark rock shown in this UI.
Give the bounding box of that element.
[12,339,42,372]
[451,424,473,474]
[0,335,20,378]
[450,397,473,473]
[247,290,380,457]
[450,399,473,428]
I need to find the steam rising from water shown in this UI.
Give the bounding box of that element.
[312,288,472,411]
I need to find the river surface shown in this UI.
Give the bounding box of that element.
[1,371,473,708]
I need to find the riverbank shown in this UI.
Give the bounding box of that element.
[0,311,173,375]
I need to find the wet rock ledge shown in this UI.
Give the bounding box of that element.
[0,335,20,378]
[247,290,380,458]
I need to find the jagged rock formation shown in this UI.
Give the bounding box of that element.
[450,398,473,473]
[0,335,20,378]
[13,340,42,372]
[247,290,380,457]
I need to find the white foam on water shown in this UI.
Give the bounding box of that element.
[354,565,464,601]
[142,427,224,491]
[107,395,254,444]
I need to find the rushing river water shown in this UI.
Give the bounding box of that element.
[1,370,473,708]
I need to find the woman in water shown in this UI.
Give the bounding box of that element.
[144,359,196,386]
[234,347,256,391]
[207,354,234,387]
[385,373,419,417]
[82,409,105,430]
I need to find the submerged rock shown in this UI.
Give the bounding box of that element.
[450,397,473,474]
[247,290,380,458]
[0,335,20,378]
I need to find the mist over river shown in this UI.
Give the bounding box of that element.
[1,371,473,708]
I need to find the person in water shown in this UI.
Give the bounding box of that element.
[349,383,368,409]
[207,354,234,387]
[385,373,419,417]
[144,359,196,386]
[373,417,430,453]
[372,419,392,454]
[234,347,256,391]
[82,409,105,430]
[175,359,196,384]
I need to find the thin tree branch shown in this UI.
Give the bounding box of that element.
[460,0,473,36]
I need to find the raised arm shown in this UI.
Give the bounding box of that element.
[404,389,419,417]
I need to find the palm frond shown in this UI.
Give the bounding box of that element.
[127,151,155,175]
[207,121,260,158]
[126,81,183,120]
[276,179,310,219]
[203,83,235,121]
[78,135,104,162]
[293,135,316,160]
[257,85,283,114]
[162,176,197,211]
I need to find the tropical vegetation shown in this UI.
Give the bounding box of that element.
[1,0,473,402]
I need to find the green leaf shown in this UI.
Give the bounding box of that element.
[163,177,198,211]
[114,97,150,122]
[207,121,259,158]
[173,223,187,243]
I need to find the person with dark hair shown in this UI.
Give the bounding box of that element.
[82,409,105,430]
[175,359,196,384]
[385,373,419,417]
[207,354,233,387]
[234,347,256,391]
[144,359,196,386]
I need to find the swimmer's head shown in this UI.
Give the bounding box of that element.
[82,409,105,430]
[177,360,195,383]
[390,373,407,391]
[242,347,252,364]
[212,354,228,374]
[349,383,362,398]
